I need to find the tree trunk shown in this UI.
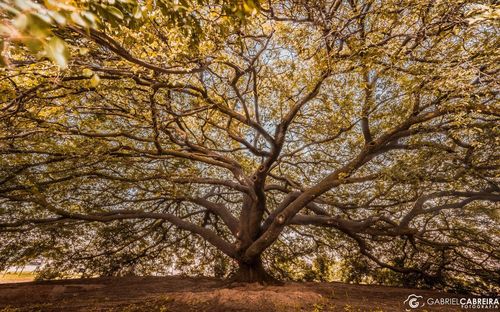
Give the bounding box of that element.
[230,257,282,285]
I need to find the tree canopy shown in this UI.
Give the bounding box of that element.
[1,0,499,293]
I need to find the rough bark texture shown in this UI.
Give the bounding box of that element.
[231,258,282,285]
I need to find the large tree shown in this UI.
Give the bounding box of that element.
[1,0,499,291]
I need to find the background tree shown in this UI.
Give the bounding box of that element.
[0,0,499,292]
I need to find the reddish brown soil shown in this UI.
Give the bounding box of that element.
[0,276,495,311]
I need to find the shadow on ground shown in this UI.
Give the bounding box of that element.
[0,276,494,311]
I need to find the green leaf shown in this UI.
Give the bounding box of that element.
[82,68,93,77]
[45,36,69,68]
[12,14,28,31]
[14,0,34,11]
[90,74,101,87]
[0,3,20,15]
[82,12,98,28]
[79,48,90,55]
[70,12,88,28]
[107,6,124,20]
[49,11,67,26]
[133,6,142,19]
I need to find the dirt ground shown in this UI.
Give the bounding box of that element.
[0,276,496,311]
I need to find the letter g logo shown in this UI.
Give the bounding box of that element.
[404,294,425,310]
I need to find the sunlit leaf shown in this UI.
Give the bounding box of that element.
[90,73,101,87]
[44,36,69,68]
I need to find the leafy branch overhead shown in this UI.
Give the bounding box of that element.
[0,0,499,292]
[0,0,259,67]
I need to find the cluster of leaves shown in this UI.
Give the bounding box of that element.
[0,0,260,67]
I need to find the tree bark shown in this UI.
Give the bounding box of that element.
[231,257,281,285]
